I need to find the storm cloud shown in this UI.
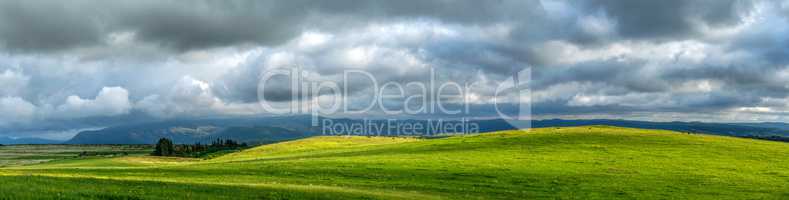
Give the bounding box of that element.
[0,0,788,139]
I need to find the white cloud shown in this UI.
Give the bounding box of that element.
[0,96,37,125]
[568,93,674,108]
[295,31,333,51]
[55,87,132,118]
[577,12,617,38]
[0,86,136,126]
[535,39,716,66]
[674,79,720,93]
[0,69,30,96]
[135,76,220,117]
[136,76,261,117]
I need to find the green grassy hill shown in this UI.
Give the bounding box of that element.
[2,126,789,199]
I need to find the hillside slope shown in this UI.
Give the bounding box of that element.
[60,117,789,145]
[66,125,309,144]
[2,126,789,199]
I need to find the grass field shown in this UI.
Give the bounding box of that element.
[0,145,151,167]
[1,126,789,199]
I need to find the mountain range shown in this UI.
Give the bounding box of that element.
[0,136,62,145]
[1,116,787,145]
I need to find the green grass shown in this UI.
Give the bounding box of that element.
[2,126,789,199]
[0,145,151,167]
[0,175,377,200]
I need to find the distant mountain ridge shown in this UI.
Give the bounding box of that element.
[55,116,789,144]
[64,116,319,144]
[732,122,789,131]
[0,136,63,145]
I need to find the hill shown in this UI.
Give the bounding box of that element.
[65,125,306,145]
[64,116,321,144]
[530,119,788,136]
[64,117,318,144]
[2,126,789,199]
[0,136,63,145]
[61,116,789,145]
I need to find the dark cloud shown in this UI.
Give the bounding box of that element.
[532,59,671,93]
[0,1,105,51]
[580,0,753,40]
[2,0,789,138]
[0,0,544,52]
[663,64,789,99]
[114,1,299,51]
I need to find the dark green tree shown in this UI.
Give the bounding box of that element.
[152,138,175,156]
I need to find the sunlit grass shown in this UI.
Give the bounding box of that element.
[2,126,789,199]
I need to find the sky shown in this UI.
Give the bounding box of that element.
[1,0,789,139]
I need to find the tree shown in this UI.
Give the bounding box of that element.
[152,138,175,156]
[152,138,247,157]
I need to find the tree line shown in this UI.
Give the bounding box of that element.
[743,135,789,142]
[151,138,247,157]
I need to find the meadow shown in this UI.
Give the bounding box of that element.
[1,126,789,199]
[0,145,151,167]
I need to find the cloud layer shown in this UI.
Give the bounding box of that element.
[0,0,788,138]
